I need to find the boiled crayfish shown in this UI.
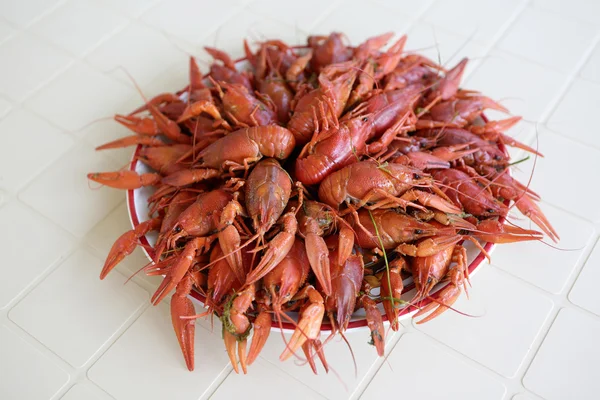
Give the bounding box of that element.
[88,31,555,374]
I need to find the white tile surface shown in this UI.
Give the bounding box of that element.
[547,78,600,149]
[580,42,600,83]
[0,0,62,27]
[423,0,527,44]
[0,95,12,118]
[30,0,128,56]
[0,324,69,400]
[312,0,413,44]
[141,0,244,44]
[466,49,568,122]
[405,23,473,67]
[204,9,307,60]
[512,395,537,400]
[0,32,72,102]
[1,1,600,398]
[532,0,600,27]
[212,357,326,400]
[60,383,107,400]
[9,248,148,367]
[569,239,600,316]
[0,201,74,309]
[25,61,135,132]
[250,0,341,33]
[19,142,123,237]
[492,203,595,294]
[0,108,73,192]
[101,0,161,18]
[86,21,188,90]
[511,127,600,223]
[362,333,506,399]
[257,325,400,399]
[415,267,554,377]
[0,18,14,44]
[497,6,598,73]
[524,308,600,400]
[370,0,435,18]
[88,304,231,400]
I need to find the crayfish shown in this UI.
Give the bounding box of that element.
[88,31,556,375]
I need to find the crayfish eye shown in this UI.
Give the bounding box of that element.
[413,173,421,179]
[362,117,369,122]
[487,208,495,213]
[427,277,433,284]
[275,285,280,293]
[174,226,182,233]
[414,229,423,234]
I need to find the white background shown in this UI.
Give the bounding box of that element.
[0,0,599,399]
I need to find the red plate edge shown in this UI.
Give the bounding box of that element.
[124,53,508,331]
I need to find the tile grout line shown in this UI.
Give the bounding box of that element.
[3,1,599,398]
[537,32,600,124]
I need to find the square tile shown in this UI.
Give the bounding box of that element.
[361,333,506,399]
[415,267,554,377]
[85,21,188,90]
[532,0,600,27]
[512,395,536,400]
[370,0,435,18]
[547,78,600,149]
[203,10,307,60]
[9,248,147,367]
[0,108,73,193]
[312,0,412,45]
[0,32,72,102]
[101,0,161,18]
[492,203,595,294]
[88,304,231,400]
[141,0,244,45]
[406,22,488,79]
[30,0,128,57]
[60,383,108,400]
[0,96,12,119]
[137,60,189,98]
[19,142,124,237]
[0,0,62,27]
[258,324,400,399]
[569,238,600,316]
[465,49,568,122]
[250,0,342,32]
[423,0,527,44]
[25,61,135,132]
[0,201,74,309]
[212,358,326,400]
[497,7,598,73]
[0,18,15,44]
[510,126,600,222]
[524,308,600,399]
[0,324,69,400]
[581,42,600,83]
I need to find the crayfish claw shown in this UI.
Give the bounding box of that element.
[170,276,197,371]
[414,282,462,324]
[246,311,272,365]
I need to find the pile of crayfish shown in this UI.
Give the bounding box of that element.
[88,32,558,374]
